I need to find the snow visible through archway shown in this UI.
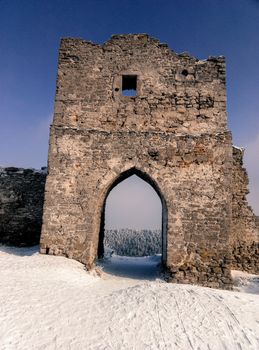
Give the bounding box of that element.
[100,174,163,279]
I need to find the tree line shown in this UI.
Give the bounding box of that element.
[104,228,161,257]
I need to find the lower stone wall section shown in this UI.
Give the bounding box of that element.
[166,250,232,290]
[0,145,258,289]
[231,241,259,274]
[40,127,234,289]
[0,167,46,246]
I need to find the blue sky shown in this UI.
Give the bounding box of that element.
[0,0,258,223]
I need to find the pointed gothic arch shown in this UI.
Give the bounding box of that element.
[97,167,168,264]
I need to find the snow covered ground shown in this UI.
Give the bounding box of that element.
[232,270,259,294]
[0,246,259,350]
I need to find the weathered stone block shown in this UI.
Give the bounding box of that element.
[0,167,46,246]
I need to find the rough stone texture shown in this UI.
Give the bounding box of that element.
[231,147,259,274]
[0,167,46,246]
[40,34,236,289]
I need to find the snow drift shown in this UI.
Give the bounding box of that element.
[0,246,258,350]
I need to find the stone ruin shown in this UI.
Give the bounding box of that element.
[0,167,46,246]
[0,34,258,289]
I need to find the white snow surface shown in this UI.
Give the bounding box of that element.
[0,246,259,350]
[232,270,259,294]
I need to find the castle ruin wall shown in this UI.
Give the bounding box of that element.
[231,147,259,273]
[0,34,257,289]
[0,167,46,246]
[40,34,234,289]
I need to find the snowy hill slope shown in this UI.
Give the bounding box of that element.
[0,246,258,350]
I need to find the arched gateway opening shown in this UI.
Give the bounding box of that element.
[98,168,168,275]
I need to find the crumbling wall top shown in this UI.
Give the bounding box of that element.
[60,34,225,63]
[53,34,228,135]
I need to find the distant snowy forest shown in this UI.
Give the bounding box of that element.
[104,229,161,256]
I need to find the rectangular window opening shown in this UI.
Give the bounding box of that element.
[122,75,137,96]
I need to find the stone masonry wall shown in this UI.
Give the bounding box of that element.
[1,145,257,280]
[40,34,234,289]
[54,35,227,135]
[0,167,46,246]
[0,35,257,288]
[42,128,233,289]
[231,147,259,274]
